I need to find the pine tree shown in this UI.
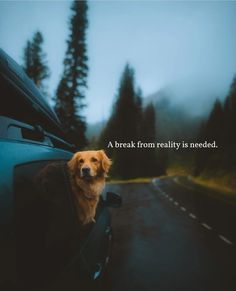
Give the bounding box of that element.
[141,103,156,144]
[194,76,236,175]
[100,64,142,179]
[139,103,162,177]
[194,99,224,175]
[205,99,224,144]
[223,76,236,169]
[224,76,236,149]
[23,31,50,94]
[23,41,33,77]
[55,0,88,148]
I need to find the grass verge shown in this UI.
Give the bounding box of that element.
[192,172,236,196]
[108,177,153,184]
[108,176,167,184]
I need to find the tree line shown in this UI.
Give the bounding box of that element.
[99,64,167,179]
[194,76,236,176]
[20,0,235,180]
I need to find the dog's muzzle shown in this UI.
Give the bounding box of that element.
[82,167,91,178]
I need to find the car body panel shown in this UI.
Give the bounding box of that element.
[0,140,73,223]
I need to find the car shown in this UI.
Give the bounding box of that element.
[0,48,121,291]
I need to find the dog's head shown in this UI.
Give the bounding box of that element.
[67,150,112,181]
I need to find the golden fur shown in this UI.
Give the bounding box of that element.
[67,150,112,225]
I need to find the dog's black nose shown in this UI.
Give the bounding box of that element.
[82,167,91,176]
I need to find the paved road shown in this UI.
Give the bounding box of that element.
[94,177,236,291]
[158,176,236,244]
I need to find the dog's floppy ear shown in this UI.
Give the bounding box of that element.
[99,150,112,176]
[67,152,81,176]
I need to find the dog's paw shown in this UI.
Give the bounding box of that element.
[82,217,96,225]
[92,218,96,223]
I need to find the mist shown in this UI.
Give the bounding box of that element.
[88,0,236,122]
[1,1,236,122]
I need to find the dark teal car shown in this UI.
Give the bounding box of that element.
[0,49,121,291]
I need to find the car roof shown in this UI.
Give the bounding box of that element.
[0,48,63,136]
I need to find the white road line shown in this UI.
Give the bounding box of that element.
[189,213,197,219]
[152,178,234,247]
[201,223,212,230]
[219,235,233,246]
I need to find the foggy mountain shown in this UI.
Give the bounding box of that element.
[86,85,216,142]
[144,87,205,141]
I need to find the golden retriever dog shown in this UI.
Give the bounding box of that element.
[67,150,112,225]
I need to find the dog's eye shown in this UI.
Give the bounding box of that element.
[91,157,98,163]
[79,159,84,164]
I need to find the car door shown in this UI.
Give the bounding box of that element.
[14,160,80,290]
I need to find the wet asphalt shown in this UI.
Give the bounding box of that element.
[96,178,236,291]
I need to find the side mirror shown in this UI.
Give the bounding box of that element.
[103,192,122,208]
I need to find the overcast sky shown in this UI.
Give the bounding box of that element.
[1,0,236,123]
